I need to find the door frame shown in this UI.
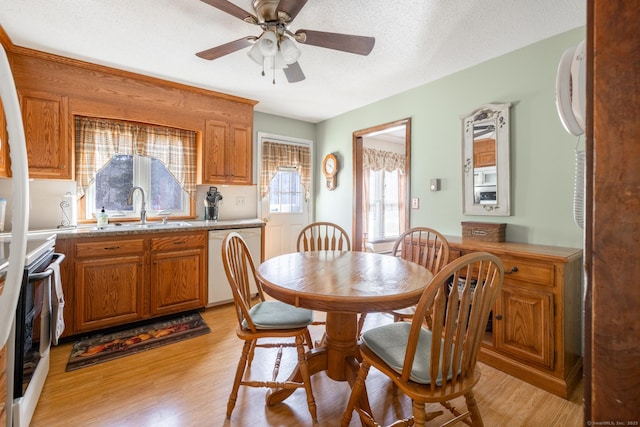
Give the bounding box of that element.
[352,118,411,252]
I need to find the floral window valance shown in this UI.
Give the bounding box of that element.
[362,147,406,174]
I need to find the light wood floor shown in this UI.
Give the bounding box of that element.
[30,304,584,426]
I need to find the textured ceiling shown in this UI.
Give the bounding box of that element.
[0,0,585,123]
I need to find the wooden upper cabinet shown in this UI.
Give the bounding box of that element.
[473,138,496,168]
[19,90,72,179]
[0,102,10,177]
[202,119,252,185]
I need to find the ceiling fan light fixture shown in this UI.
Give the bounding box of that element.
[258,31,278,57]
[247,42,264,65]
[280,37,300,64]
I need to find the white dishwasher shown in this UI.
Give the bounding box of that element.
[208,227,262,306]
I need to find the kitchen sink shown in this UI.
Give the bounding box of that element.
[93,221,193,231]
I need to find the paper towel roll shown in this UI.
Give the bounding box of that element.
[59,192,77,227]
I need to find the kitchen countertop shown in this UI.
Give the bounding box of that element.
[25,218,265,240]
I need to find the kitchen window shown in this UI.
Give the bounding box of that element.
[75,117,197,220]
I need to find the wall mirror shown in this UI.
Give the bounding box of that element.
[462,103,511,216]
[353,118,411,252]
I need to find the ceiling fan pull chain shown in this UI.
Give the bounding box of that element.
[272,56,276,85]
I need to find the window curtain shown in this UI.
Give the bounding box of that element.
[362,147,406,174]
[75,117,197,199]
[261,141,311,199]
[362,147,407,240]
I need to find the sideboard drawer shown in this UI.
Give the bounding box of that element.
[501,256,555,287]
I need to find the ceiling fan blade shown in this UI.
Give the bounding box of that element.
[283,61,305,83]
[200,0,258,24]
[196,37,253,60]
[295,29,375,56]
[276,0,308,22]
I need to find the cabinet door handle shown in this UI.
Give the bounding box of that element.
[495,314,503,320]
[504,266,518,274]
[104,246,120,250]
[173,241,186,245]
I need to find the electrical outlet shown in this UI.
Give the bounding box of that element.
[411,198,419,209]
[235,196,245,206]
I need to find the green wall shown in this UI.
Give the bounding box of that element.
[253,28,586,248]
[314,27,586,248]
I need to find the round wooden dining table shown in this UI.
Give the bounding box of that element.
[256,250,433,406]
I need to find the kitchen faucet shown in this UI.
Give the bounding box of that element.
[127,186,147,224]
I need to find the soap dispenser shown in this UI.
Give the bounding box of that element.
[97,206,109,227]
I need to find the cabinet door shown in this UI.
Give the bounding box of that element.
[494,285,555,369]
[20,91,71,179]
[0,103,10,177]
[202,119,228,183]
[202,119,252,184]
[227,123,252,184]
[74,255,145,332]
[150,248,206,316]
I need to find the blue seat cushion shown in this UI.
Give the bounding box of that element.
[243,301,313,330]
[361,322,455,385]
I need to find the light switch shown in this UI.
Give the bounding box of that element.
[411,198,419,209]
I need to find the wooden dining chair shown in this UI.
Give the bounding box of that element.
[221,232,318,423]
[357,227,450,335]
[342,252,504,427]
[297,221,351,252]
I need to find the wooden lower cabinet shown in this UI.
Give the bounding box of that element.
[60,231,207,336]
[446,236,583,399]
[150,234,207,316]
[75,254,146,332]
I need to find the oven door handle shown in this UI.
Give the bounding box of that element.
[28,253,65,282]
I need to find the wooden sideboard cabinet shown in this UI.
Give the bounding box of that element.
[446,236,583,399]
[59,230,207,336]
[202,119,252,185]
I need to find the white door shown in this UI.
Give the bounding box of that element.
[258,133,313,260]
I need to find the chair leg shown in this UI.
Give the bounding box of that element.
[357,312,368,337]
[247,340,256,365]
[296,335,318,423]
[304,328,314,350]
[465,391,484,426]
[227,340,252,419]
[412,400,427,427]
[341,360,373,427]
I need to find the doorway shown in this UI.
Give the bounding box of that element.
[257,133,313,259]
[353,119,411,252]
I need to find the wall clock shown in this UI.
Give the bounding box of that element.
[322,153,338,190]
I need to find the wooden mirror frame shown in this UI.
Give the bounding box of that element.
[353,118,411,252]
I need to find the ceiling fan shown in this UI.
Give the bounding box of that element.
[196,0,376,83]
